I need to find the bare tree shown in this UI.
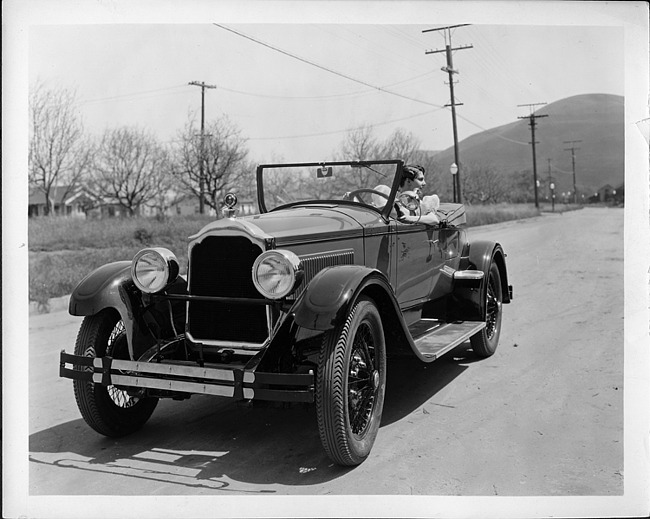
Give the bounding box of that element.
[335,125,454,198]
[460,163,509,204]
[91,126,168,216]
[504,170,535,203]
[145,167,187,218]
[338,126,421,163]
[223,158,257,201]
[171,116,249,214]
[337,124,380,161]
[29,81,91,215]
[379,128,421,164]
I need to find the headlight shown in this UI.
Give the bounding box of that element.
[252,250,303,299]
[131,248,180,293]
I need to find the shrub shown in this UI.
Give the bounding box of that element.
[133,228,153,245]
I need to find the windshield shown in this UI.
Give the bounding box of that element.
[257,161,402,212]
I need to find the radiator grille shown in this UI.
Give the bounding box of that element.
[187,238,354,345]
[187,236,268,344]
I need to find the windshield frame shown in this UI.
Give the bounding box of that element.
[255,159,405,219]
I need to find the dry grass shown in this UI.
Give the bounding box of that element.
[465,203,540,227]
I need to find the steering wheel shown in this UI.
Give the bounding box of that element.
[346,188,391,206]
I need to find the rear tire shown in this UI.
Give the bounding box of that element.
[470,262,503,357]
[73,309,158,437]
[316,297,386,466]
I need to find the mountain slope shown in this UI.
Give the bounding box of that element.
[433,94,624,194]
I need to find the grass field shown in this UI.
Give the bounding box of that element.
[28,203,570,311]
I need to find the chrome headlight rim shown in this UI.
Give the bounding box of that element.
[252,249,303,300]
[131,247,180,294]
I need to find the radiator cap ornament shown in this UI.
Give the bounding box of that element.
[222,193,238,218]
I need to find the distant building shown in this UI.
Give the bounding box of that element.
[166,196,258,217]
[86,203,129,219]
[235,198,258,216]
[597,184,614,202]
[28,185,96,217]
[589,183,624,204]
[29,185,260,219]
[170,196,202,217]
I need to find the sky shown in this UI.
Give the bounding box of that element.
[26,14,627,164]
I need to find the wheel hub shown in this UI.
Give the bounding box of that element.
[372,370,379,389]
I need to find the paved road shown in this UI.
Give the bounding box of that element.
[28,208,624,500]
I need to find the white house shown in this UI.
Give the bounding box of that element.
[28,185,96,218]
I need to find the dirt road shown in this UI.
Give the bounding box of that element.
[27,208,624,501]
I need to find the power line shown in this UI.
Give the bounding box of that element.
[80,85,188,105]
[166,98,443,144]
[248,108,443,141]
[314,25,427,74]
[213,23,444,110]
[465,27,545,100]
[217,70,437,101]
[549,164,574,175]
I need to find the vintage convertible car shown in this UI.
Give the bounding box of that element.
[60,159,512,466]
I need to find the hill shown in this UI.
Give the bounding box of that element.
[433,94,624,196]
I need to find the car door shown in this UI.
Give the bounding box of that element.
[395,221,445,306]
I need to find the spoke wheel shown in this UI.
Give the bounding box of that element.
[316,297,386,466]
[73,309,158,437]
[470,262,503,357]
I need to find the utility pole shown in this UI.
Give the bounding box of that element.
[518,103,548,209]
[423,24,472,203]
[188,80,216,214]
[547,158,555,212]
[564,140,581,204]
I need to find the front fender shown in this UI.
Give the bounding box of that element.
[292,265,387,331]
[291,265,420,360]
[69,261,145,359]
[69,261,133,316]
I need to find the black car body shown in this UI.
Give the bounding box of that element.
[60,159,512,465]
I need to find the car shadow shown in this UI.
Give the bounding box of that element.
[382,342,477,426]
[30,343,482,493]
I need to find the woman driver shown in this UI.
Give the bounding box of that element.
[396,165,440,225]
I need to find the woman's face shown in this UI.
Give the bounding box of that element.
[406,171,426,191]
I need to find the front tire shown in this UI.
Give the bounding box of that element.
[470,262,503,357]
[316,297,386,466]
[73,309,158,437]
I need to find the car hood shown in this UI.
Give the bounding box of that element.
[190,205,368,246]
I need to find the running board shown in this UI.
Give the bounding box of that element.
[411,320,486,360]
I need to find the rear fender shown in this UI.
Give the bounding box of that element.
[467,240,510,304]
[448,240,510,322]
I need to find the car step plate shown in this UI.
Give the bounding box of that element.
[411,320,486,360]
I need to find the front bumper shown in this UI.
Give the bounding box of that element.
[59,351,314,403]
